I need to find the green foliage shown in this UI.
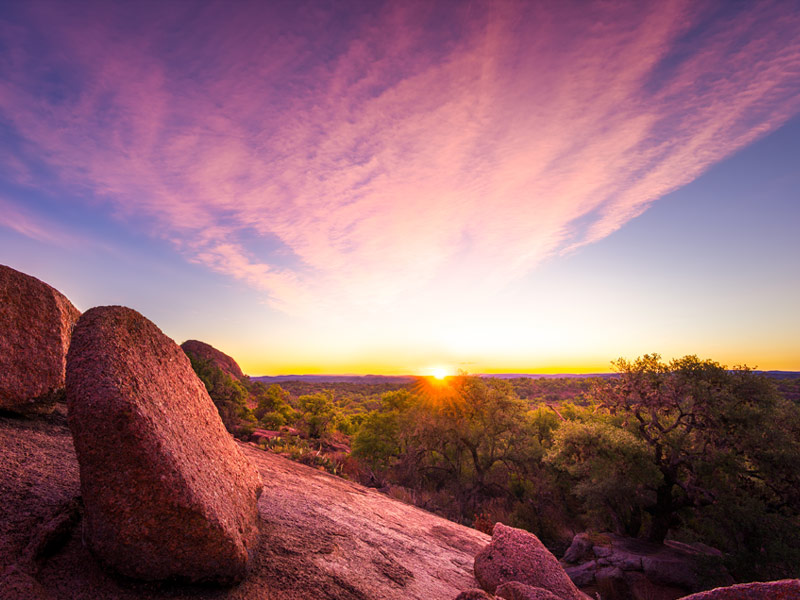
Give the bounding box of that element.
[253,383,296,428]
[297,391,336,439]
[566,354,800,576]
[353,410,403,470]
[191,363,800,582]
[547,420,661,536]
[527,404,561,446]
[188,355,254,437]
[334,412,366,436]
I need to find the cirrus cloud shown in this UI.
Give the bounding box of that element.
[1,0,799,318]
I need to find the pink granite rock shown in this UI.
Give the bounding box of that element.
[0,265,79,414]
[66,306,263,584]
[474,523,586,599]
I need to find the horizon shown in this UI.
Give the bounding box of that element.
[2,1,799,376]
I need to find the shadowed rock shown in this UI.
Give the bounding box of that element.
[66,306,262,584]
[455,589,495,599]
[0,265,80,415]
[0,564,53,600]
[496,581,562,600]
[678,579,800,599]
[474,523,586,599]
[181,339,245,380]
[561,532,732,595]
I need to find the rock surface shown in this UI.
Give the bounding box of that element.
[455,590,495,600]
[0,564,54,600]
[1,402,489,598]
[678,579,800,599]
[181,339,245,380]
[0,265,80,415]
[474,523,587,599]
[66,306,262,584]
[561,532,732,596]
[495,581,563,599]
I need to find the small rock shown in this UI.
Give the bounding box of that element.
[496,581,563,599]
[593,545,612,558]
[564,561,596,587]
[562,533,594,564]
[605,549,642,571]
[642,555,699,590]
[66,306,263,584]
[596,567,634,600]
[0,265,80,414]
[678,579,800,599]
[474,523,586,599]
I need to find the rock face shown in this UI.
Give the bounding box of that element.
[181,339,245,380]
[678,579,800,599]
[66,306,262,584]
[455,590,495,600]
[474,523,586,599]
[0,265,80,415]
[1,407,489,599]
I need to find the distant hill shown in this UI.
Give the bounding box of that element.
[252,374,416,385]
[758,370,800,380]
[251,371,799,384]
[477,373,616,380]
[251,373,614,385]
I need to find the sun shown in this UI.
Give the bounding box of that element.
[431,367,449,380]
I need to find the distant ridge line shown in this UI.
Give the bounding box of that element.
[250,371,800,384]
[250,373,615,384]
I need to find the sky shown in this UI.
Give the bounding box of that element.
[1,0,799,376]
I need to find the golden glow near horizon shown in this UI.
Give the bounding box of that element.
[431,367,449,380]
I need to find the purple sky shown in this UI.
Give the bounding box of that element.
[1,1,799,375]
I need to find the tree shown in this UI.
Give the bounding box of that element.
[592,354,799,546]
[546,420,661,536]
[297,391,336,439]
[253,383,294,428]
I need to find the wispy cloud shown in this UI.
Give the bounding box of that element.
[1,0,799,318]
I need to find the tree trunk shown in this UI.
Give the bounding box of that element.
[647,482,674,543]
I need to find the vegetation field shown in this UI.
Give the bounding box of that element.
[189,354,800,582]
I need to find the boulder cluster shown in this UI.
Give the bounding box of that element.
[1,265,262,585]
[456,524,798,600]
[560,532,733,596]
[456,523,590,600]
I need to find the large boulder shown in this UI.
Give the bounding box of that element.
[181,339,245,380]
[678,579,800,599]
[474,523,586,599]
[66,306,262,584]
[0,265,80,414]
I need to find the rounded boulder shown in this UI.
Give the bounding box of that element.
[181,339,245,380]
[0,265,80,414]
[474,523,586,599]
[66,306,262,584]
